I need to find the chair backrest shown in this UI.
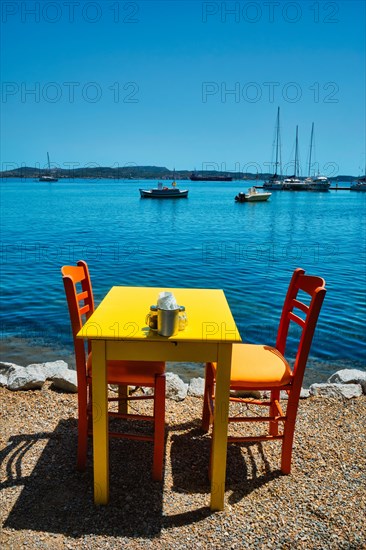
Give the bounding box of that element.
[61,260,94,337]
[61,261,94,384]
[276,268,326,389]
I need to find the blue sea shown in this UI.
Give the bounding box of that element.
[1,178,365,386]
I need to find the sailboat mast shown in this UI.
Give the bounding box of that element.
[275,107,280,174]
[47,152,51,171]
[308,122,314,176]
[295,126,299,177]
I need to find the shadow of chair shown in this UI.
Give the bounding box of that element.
[168,418,283,508]
[2,419,165,538]
[2,418,209,535]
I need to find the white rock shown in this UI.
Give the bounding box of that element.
[0,361,23,371]
[7,364,46,391]
[279,389,310,400]
[0,362,20,386]
[188,377,205,397]
[0,362,23,386]
[165,373,188,401]
[51,369,78,393]
[310,383,363,399]
[0,360,78,393]
[43,360,70,380]
[327,369,366,394]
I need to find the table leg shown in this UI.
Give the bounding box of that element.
[92,340,109,504]
[210,343,232,511]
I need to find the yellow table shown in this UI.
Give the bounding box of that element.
[77,287,241,511]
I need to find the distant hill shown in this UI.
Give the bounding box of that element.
[0,165,175,180]
[0,166,359,182]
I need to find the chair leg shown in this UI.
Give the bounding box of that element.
[202,362,214,432]
[280,390,300,474]
[152,373,166,481]
[77,387,88,471]
[207,422,216,482]
[118,385,129,414]
[269,388,280,436]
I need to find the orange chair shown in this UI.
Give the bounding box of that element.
[61,260,166,481]
[202,268,326,474]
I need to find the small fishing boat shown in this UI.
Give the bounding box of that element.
[235,187,271,202]
[139,181,188,198]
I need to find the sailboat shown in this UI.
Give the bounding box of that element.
[304,123,330,191]
[263,107,283,190]
[39,152,58,182]
[283,126,307,190]
[350,163,366,191]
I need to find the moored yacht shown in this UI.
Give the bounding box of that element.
[306,175,330,191]
[283,176,308,190]
[350,176,366,191]
[303,124,330,191]
[282,126,308,190]
[263,107,283,190]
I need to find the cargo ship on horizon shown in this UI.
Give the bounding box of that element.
[190,172,232,181]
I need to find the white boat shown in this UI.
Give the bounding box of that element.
[263,107,283,190]
[139,180,188,198]
[39,152,58,182]
[282,126,308,191]
[304,123,330,191]
[235,187,272,202]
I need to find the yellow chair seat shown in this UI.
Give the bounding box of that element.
[213,344,293,389]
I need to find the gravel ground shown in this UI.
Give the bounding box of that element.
[1,383,365,549]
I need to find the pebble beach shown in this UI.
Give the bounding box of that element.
[1,383,365,549]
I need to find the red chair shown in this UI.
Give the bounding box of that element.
[202,268,326,474]
[61,260,166,481]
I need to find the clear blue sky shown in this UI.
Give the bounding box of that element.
[1,0,365,176]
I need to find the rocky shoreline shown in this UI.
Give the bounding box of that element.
[1,360,365,400]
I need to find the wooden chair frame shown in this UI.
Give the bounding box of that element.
[202,268,326,474]
[61,260,166,481]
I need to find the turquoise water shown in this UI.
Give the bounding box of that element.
[1,179,365,385]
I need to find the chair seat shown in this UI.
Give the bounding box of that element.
[87,353,165,386]
[212,344,293,389]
